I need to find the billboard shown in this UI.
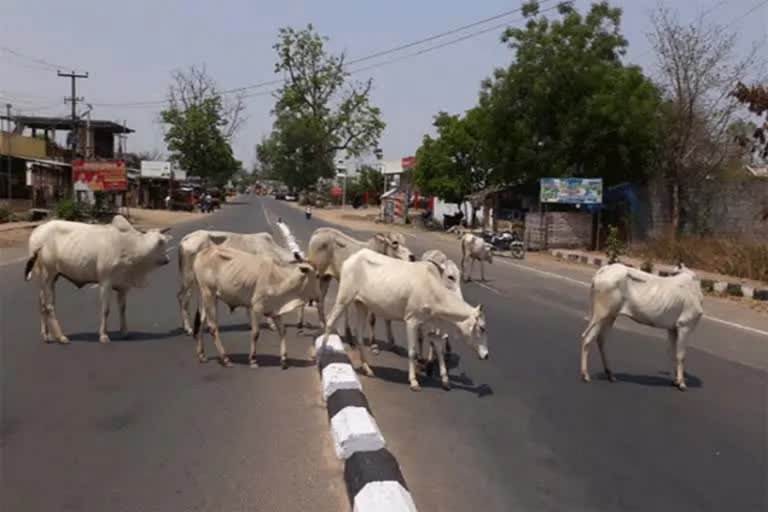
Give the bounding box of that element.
[140,160,172,179]
[401,156,416,170]
[72,160,127,192]
[540,178,603,204]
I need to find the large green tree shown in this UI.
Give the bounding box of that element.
[413,107,491,203]
[480,1,661,186]
[257,25,385,190]
[161,66,243,185]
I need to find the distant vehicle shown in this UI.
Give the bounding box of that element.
[284,194,297,201]
[274,191,286,200]
[172,188,196,211]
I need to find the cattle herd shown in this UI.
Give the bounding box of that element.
[23,214,705,392]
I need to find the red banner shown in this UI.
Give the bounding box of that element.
[72,160,127,192]
[401,156,416,170]
[330,186,342,197]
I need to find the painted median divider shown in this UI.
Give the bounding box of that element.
[315,334,418,512]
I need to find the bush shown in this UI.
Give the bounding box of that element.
[0,207,9,223]
[605,226,624,263]
[632,237,768,283]
[56,199,85,221]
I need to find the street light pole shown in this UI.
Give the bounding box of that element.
[5,103,12,202]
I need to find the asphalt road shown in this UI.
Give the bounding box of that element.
[0,198,346,512]
[263,197,768,512]
[2,195,767,512]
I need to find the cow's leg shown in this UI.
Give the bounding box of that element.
[368,312,378,353]
[672,326,692,391]
[383,320,396,351]
[315,301,346,359]
[434,334,450,390]
[248,307,262,368]
[202,297,230,367]
[42,275,68,343]
[460,246,468,282]
[480,259,486,282]
[297,305,306,332]
[405,320,421,391]
[580,318,606,382]
[350,303,374,377]
[468,258,475,282]
[98,281,113,343]
[117,289,128,339]
[596,327,615,382]
[316,276,332,328]
[195,308,207,363]
[39,288,51,342]
[177,278,194,335]
[273,316,289,370]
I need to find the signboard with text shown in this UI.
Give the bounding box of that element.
[72,160,127,192]
[539,178,603,204]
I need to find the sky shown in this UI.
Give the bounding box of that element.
[1,0,766,169]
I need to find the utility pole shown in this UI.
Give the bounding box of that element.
[57,70,88,160]
[5,103,12,201]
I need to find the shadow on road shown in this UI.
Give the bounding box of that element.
[607,371,703,389]
[371,365,494,397]
[210,353,316,368]
[66,330,182,342]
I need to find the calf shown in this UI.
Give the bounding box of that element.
[25,215,171,343]
[192,239,318,369]
[460,234,493,282]
[581,263,704,390]
[319,249,488,391]
[177,229,300,334]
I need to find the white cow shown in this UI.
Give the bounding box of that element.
[460,234,493,282]
[306,227,415,337]
[192,238,319,369]
[25,215,172,343]
[581,263,704,391]
[177,229,300,334]
[319,249,488,391]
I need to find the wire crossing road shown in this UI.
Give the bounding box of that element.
[2,195,767,512]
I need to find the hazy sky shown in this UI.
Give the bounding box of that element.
[1,1,766,168]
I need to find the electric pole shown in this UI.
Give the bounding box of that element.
[5,103,11,201]
[57,70,88,160]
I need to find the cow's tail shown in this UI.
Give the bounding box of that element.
[276,220,305,262]
[24,249,40,282]
[193,310,202,337]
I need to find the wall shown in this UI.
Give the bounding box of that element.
[431,198,484,225]
[0,132,46,159]
[525,211,593,250]
[646,176,768,241]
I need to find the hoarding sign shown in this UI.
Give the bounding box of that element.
[540,178,603,204]
[72,160,127,192]
[140,160,172,179]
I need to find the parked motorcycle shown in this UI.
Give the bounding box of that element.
[481,230,525,259]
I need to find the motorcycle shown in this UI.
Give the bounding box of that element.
[481,230,525,259]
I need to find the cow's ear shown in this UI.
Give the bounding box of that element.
[158,227,171,234]
[293,252,304,262]
[111,215,134,232]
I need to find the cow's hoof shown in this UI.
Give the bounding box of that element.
[99,335,110,344]
[57,336,70,345]
[409,382,422,392]
[249,361,259,369]
[281,359,288,370]
[675,380,687,391]
[184,328,193,336]
[198,355,207,363]
[362,364,375,378]
[605,370,616,383]
[441,380,451,391]
[221,358,233,368]
[371,345,380,356]
[581,373,591,383]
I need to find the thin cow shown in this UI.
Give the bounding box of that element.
[25,215,172,343]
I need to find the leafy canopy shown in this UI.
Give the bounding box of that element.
[257,25,385,190]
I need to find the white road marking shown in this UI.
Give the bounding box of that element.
[495,259,768,338]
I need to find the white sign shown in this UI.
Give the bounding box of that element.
[140,160,172,179]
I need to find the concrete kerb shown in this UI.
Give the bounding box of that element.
[551,249,768,301]
[314,335,418,511]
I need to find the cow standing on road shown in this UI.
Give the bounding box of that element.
[24,215,172,343]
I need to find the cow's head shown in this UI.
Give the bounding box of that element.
[423,254,462,295]
[294,261,321,299]
[458,304,488,360]
[146,227,173,266]
[374,232,415,261]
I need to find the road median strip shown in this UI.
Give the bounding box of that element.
[315,334,418,512]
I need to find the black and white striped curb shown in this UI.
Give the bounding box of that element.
[276,219,306,260]
[315,334,418,512]
[552,249,768,301]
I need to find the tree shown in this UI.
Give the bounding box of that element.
[161,65,244,185]
[649,7,759,234]
[413,107,491,204]
[357,164,385,199]
[732,82,768,161]
[257,25,385,190]
[479,1,661,187]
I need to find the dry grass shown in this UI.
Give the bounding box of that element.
[632,237,768,283]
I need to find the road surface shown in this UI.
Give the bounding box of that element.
[2,195,766,511]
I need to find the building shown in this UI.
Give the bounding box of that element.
[0,115,133,208]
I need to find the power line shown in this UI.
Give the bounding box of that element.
[0,46,72,71]
[90,0,561,108]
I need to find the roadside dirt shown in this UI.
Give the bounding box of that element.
[0,208,206,249]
